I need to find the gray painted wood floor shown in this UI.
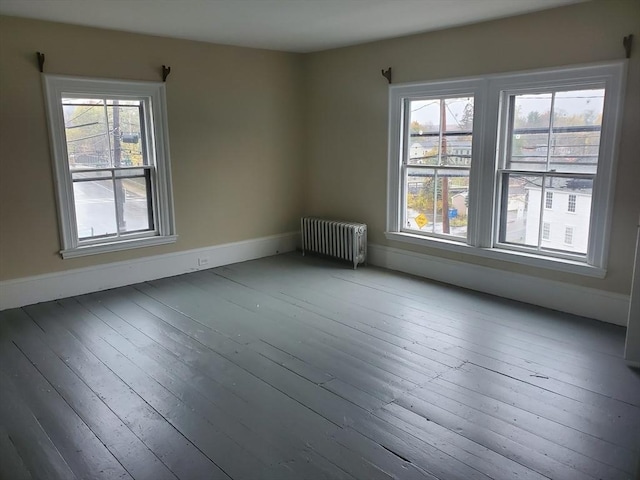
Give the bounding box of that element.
[1,253,639,480]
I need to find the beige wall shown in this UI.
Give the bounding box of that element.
[0,16,304,280]
[304,0,640,295]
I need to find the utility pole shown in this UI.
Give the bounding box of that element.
[440,99,450,234]
[113,100,126,231]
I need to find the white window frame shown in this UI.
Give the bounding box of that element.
[43,75,177,258]
[542,222,551,241]
[387,78,487,248]
[568,194,577,213]
[386,61,626,278]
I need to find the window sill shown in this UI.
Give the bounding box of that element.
[61,235,178,259]
[384,231,606,278]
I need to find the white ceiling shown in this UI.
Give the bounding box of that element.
[0,0,587,53]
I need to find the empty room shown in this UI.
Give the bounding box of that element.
[0,0,639,479]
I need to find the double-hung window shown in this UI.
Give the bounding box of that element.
[44,75,176,258]
[387,62,625,276]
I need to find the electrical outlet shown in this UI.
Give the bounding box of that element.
[198,256,209,267]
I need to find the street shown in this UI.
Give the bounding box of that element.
[73,179,150,239]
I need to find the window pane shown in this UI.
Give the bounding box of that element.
[117,175,152,233]
[405,167,469,238]
[509,93,551,171]
[501,175,542,247]
[63,99,111,169]
[501,174,592,255]
[73,180,117,239]
[108,102,145,167]
[407,97,473,166]
[550,89,603,174]
[62,98,145,170]
[507,90,604,174]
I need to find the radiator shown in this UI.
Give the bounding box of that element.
[301,217,367,269]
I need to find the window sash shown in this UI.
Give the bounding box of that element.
[398,94,477,243]
[71,166,155,244]
[494,84,606,260]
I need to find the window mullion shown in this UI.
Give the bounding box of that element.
[111,170,122,239]
[537,174,547,251]
[546,92,556,172]
[102,100,113,166]
[432,169,438,234]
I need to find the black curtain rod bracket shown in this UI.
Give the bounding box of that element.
[36,52,45,73]
[381,67,392,84]
[162,65,171,82]
[623,34,633,59]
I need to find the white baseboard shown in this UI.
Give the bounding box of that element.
[0,232,298,311]
[368,243,630,326]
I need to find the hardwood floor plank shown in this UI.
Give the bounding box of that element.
[346,413,495,480]
[439,362,640,450]
[72,292,368,479]
[4,313,179,480]
[27,301,266,480]
[1,254,637,479]
[427,375,636,471]
[144,276,423,402]
[329,259,625,354]
[215,262,640,414]
[0,322,132,480]
[188,270,451,381]
[294,277,636,405]
[373,403,549,480]
[74,292,341,439]
[0,426,33,480]
[104,285,446,479]
[0,368,77,480]
[331,426,439,480]
[21,303,230,480]
[395,387,629,479]
[116,285,374,429]
[192,270,458,376]
[56,296,346,479]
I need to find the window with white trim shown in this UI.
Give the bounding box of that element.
[386,62,625,276]
[44,75,176,258]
